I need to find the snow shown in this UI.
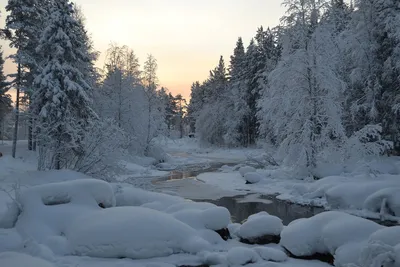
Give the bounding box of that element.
[11,179,115,243]
[238,212,283,239]
[254,247,288,262]
[66,206,210,259]
[0,228,22,253]
[363,187,400,216]
[113,184,183,209]
[368,226,400,246]
[280,211,383,257]
[226,247,259,265]
[239,166,257,177]
[244,172,263,184]
[171,206,231,231]
[0,251,55,267]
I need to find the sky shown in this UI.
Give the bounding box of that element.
[0,0,285,100]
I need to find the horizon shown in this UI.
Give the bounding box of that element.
[0,0,284,101]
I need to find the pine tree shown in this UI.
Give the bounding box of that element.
[0,47,12,137]
[33,0,96,170]
[5,0,51,152]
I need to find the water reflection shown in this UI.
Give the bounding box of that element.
[203,195,325,225]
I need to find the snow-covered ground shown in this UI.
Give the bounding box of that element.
[1,138,400,266]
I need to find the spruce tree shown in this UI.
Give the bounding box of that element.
[33,0,96,170]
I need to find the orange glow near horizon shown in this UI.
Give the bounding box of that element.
[0,1,285,101]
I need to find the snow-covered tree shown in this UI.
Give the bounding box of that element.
[0,47,11,137]
[196,56,228,145]
[259,0,347,175]
[5,0,51,151]
[33,0,97,170]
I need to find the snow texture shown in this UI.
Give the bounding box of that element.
[226,247,259,265]
[363,187,400,217]
[239,166,256,177]
[238,212,283,239]
[0,251,55,267]
[244,172,263,184]
[254,247,288,262]
[280,211,383,257]
[66,206,210,259]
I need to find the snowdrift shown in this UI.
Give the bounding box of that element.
[66,206,210,259]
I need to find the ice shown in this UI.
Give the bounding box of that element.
[238,212,283,240]
[66,206,211,259]
[226,247,259,265]
[363,187,400,217]
[239,166,256,177]
[0,251,55,267]
[244,172,263,184]
[164,201,216,213]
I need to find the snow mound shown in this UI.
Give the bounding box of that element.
[164,201,216,213]
[228,223,241,237]
[238,212,283,240]
[113,184,183,209]
[0,228,23,253]
[239,166,256,177]
[66,206,210,259]
[227,247,259,265]
[363,187,400,217]
[280,211,383,257]
[0,251,55,267]
[368,226,400,246]
[325,180,400,210]
[14,179,115,243]
[172,206,231,231]
[254,247,288,262]
[19,179,115,208]
[244,172,263,184]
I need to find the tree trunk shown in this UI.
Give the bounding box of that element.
[12,63,21,158]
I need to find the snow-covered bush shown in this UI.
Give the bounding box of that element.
[71,118,128,180]
[345,125,393,161]
[66,206,210,259]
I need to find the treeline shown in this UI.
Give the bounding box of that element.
[0,0,184,177]
[187,0,400,174]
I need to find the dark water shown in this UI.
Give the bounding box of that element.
[200,195,325,225]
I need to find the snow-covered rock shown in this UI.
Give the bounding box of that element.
[171,207,230,231]
[239,166,256,177]
[0,252,55,267]
[254,247,288,262]
[228,223,241,237]
[226,247,259,266]
[19,179,115,208]
[238,212,283,244]
[363,187,400,217]
[244,172,263,184]
[66,206,210,259]
[281,211,383,258]
[368,226,400,246]
[325,181,400,210]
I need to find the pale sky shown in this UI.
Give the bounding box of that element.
[0,0,285,100]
